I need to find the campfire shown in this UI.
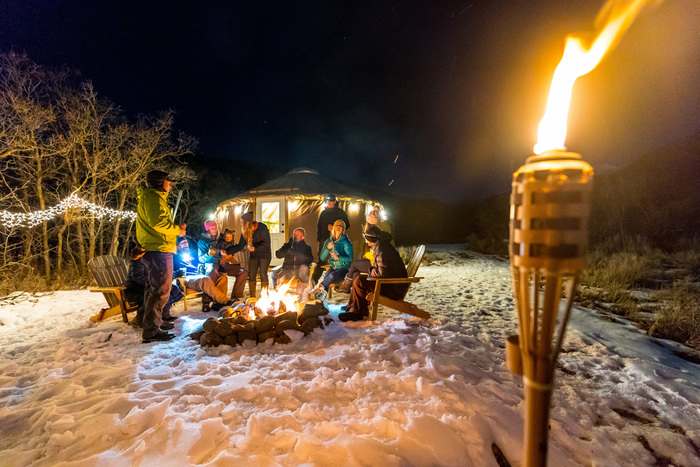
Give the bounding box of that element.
[189,281,332,348]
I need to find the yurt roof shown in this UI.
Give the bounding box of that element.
[222,168,374,203]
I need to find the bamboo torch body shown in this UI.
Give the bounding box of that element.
[507,150,593,466]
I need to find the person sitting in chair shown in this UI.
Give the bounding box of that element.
[271,227,313,292]
[319,219,353,292]
[339,225,408,322]
[216,228,248,300]
[334,206,393,294]
[175,238,235,311]
[197,220,230,312]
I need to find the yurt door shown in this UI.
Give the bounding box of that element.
[257,197,286,266]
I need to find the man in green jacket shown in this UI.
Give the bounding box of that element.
[136,170,186,343]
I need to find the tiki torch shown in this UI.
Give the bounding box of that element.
[506,149,593,466]
[505,1,651,465]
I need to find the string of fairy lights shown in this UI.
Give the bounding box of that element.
[0,194,137,229]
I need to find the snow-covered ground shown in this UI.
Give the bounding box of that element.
[1,245,699,466]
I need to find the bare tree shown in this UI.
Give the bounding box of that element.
[0,52,199,286]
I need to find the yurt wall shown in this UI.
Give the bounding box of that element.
[216,196,377,266]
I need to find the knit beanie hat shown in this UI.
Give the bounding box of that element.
[326,194,337,202]
[363,225,381,243]
[146,170,169,190]
[204,220,217,231]
[241,211,255,223]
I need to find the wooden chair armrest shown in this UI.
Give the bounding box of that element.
[365,277,422,284]
[89,286,126,293]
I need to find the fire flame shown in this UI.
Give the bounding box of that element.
[534,0,653,154]
[254,282,302,318]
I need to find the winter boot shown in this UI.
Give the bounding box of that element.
[338,309,364,322]
[334,279,352,294]
[248,281,257,299]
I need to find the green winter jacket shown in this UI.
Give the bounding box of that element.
[319,233,353,270]
[136,187,180,253]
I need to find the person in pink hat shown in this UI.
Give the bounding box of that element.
[196,220,229,312]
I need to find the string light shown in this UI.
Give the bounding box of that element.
[0,194,136,229]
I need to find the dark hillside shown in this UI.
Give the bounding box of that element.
[467,133,700,252]
[590,133,700,248]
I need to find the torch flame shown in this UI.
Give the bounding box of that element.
[534,0,653,154]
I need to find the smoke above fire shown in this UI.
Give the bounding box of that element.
[534,0,659,154]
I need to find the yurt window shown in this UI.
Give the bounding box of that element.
[261,201,281,233]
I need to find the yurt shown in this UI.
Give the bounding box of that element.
[215,168,385,266]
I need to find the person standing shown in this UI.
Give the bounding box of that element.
[124,244,183,329]
[339,225,408,322]
[240,211,271,297]
[311,194,350,284]
[197,220,230,312]
[136,170,186,343]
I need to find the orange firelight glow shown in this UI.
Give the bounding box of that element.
[534,0,654,154]
[255,282,301,318]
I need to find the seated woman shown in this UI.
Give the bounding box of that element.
[319,219,353,292]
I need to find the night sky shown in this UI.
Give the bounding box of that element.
[2,1,699,201]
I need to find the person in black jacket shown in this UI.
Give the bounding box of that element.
[125,245,184,328]
[339,225,408,322]
[215,228,248,300]
[311,194,350,283]
[271,227,313,291]
[240,211,271,297]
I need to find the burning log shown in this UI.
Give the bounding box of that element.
[189,296,332,348]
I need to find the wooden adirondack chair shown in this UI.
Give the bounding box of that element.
[175,276,204,311]
[366,244,429,321]
[88,255,138,323]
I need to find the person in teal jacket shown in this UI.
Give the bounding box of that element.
[136,170,186,343]
[318,219,353,292]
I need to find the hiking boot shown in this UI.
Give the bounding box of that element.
[201,303,212,313]
[162,315,178,322]
[142,330,176,343]
[334,282,351,294]
[338,310,364,322]
[160,322,175,330]
[129,317,143,328]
